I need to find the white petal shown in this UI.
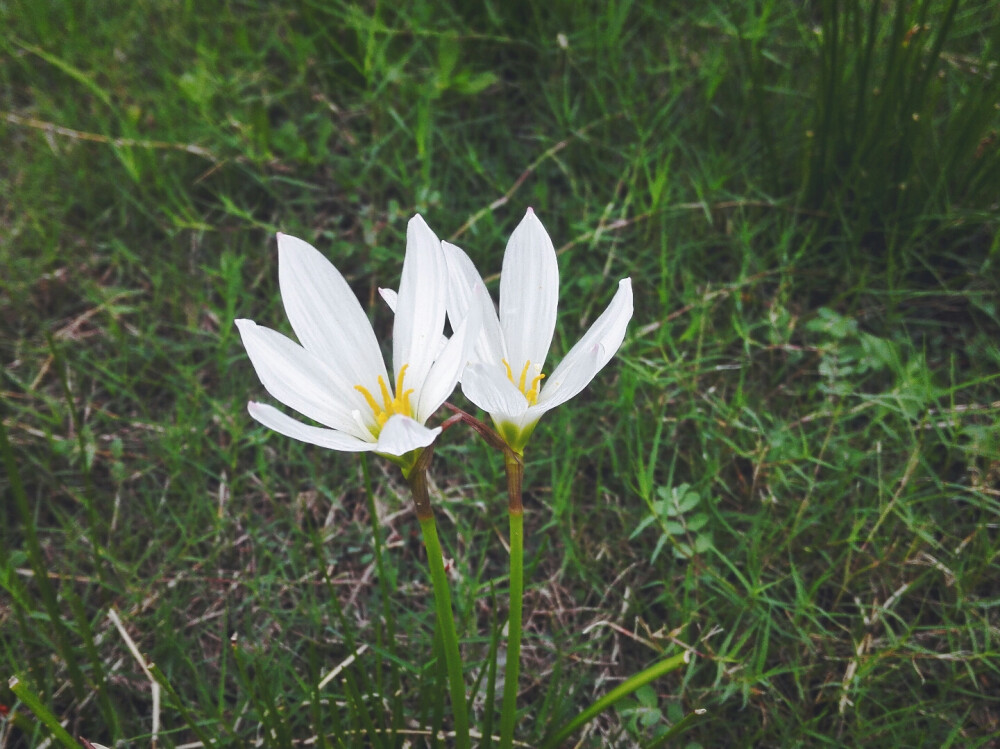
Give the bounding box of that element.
[248,402,376,452]
[443,241,506,365]
[379,287,397,312]
[277,233,388,393]
[415,284,483,421]
[381,286,449,359]
[375,414,442,456]
[393,215,448,400]
[547,277,632,380]
[461,362,529,419]
[531,343,604,416]
[499,209,559,374]
[536,277,633,410]
[236,319,370,438]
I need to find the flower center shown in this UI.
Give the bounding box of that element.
[354,363,415,431]
[503,359,545,406]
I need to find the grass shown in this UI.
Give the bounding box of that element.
[2,0,999,746]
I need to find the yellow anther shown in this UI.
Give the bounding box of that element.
[395,364,414,415]
[518,361,529,392]
[355,384,383,415]
[502,359,545,407]
[378,374,392,410]
[354,363,414,432]
[527,372,545,403]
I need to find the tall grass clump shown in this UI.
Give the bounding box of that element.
[804,0,999,218]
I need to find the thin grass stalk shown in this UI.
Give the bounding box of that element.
[415,648,438,748]
[848,0,880,151]
[534,653,565,746]
[311,530,385,747]
[147,663,223,747]
[498,448,525,749]
[0,463,57,718]
[644,707,709,748]
[940,15,1000,198]
[733,2,778,190]
[0,416,87,701]
[361,454,404,739]
[229,636,288,747]
[369,613,388,740]
[807,0,839,204]
[338,665,383,748]
[480,586,502,749]
[908,0,944,100]
[46,333,109,586]
[66,592,121,738]
[429,628,447,749]
[215,612,229,717]
[407,465,470,749]
[258,658,294,747]
[307,640,335,749]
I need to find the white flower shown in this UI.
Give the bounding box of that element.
[236,215,477,460]
[443,208,633,452]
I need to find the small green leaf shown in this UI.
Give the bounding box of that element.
[452,71,499,95]
[635,684,658,708]
[650,534,668,563]
[665,521,686,535]
[685,514,710,532]
[693,535,714,553]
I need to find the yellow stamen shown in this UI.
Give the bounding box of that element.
[378,374,392,411]
[354,363,415,433]
[503,359,545,407]
[527,371,545,401]
[355,385,382,415]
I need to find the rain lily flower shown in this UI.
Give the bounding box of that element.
[236,215,477,467]
[443,208,633,453]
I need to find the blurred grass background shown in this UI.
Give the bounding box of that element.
[2,0,999,746]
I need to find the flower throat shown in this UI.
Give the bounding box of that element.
[503,359,545,406]
[355,363,414,429]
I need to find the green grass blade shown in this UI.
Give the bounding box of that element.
[8,676,80,749]
[539,652,690,749]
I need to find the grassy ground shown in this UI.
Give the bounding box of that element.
[2,1,1000,746]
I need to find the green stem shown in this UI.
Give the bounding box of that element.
[499,450,525,749]
[409,470,470,749]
